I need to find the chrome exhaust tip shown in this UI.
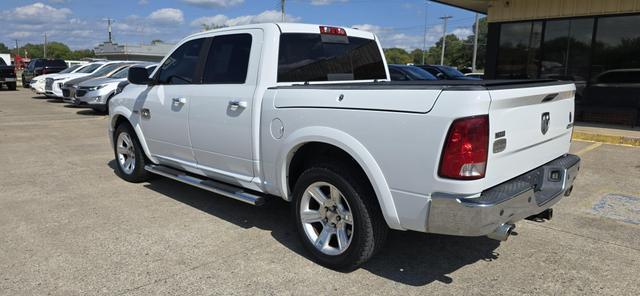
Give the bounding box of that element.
[487,223,515,241]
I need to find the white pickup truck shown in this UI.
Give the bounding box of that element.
[109,23,580,269]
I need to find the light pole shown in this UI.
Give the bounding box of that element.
[43,32,47,59]
[281,0,286,22]
[421,1,430,65]
[472,13,479,72]
[439,16,452,65]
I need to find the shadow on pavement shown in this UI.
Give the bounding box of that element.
[76,109,106,116]
[109,161,501,286]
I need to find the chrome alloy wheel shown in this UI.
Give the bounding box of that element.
[299,182,354,256]
[116,132,136,175]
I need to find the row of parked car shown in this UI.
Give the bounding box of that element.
[388,64,482,81]
[26,60,157,113]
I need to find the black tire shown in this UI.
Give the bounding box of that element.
[113,122,151,183]
[7,82,16,91]
[293,162,388,270]
[21,76,28,88]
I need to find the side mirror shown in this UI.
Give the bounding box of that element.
[128,66,152,85]
[436,72,445,79]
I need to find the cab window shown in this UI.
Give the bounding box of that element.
[202,34,252,84]
[157,38,205,85]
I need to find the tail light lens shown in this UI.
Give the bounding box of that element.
[438,115,489,180]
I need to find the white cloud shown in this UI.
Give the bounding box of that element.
[8,31,34,39]
[182,0,244,7]
[6,2,72,24]
[452,28,473,40]
[147,8,184,25]
[191,10,300,28]
[138,0,149,4]
[310,0,348,5]
[352,23,443,50]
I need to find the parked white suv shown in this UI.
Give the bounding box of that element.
[108,23,580,269]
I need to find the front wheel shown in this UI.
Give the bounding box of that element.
[293,163,388,270]
[7,82,16,90]
[113,123,151,183]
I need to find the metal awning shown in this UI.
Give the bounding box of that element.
[432,0,489,14]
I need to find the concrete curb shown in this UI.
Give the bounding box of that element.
[573,131,640,147]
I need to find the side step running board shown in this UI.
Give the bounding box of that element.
[144,165,266,206]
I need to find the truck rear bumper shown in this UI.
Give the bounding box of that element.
[427,154,580,237]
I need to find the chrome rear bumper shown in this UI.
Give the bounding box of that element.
[427,154,580,237]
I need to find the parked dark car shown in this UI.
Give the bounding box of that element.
[22,59,67,87]
[415,64,481,80]
[0,56,17,90]
[388,64,437,81]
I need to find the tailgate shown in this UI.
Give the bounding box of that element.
[486,82,575,184]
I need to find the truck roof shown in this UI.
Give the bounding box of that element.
[186,23,376,42]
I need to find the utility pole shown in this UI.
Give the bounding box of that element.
[104,18,114,43]
[13,39,19,55]
[280,0,286,22]
[421,0,430,65]
[472,13,479,72]
[439,16,452,65]
[43,32,47,59]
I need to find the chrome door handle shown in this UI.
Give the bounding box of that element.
[228,100,247,111]
[172,97,187,106]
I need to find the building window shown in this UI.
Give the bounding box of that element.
[496,21,542,79]
[591,14,640,81]
[540,18,594,85]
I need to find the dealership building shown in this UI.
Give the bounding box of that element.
[435,0,640,126]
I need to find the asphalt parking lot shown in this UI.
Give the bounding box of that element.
[1,88,639,295]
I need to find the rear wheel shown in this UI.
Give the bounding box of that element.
[7,82,16,91]
[113,123,151,183]
[21,76,28,88]
[293,162,388,270]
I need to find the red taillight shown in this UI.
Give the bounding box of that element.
[319,26,346,36]
[438,115,489,180]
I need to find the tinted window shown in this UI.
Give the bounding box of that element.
[422,67,441,77]
[389,68,408,81]
[0,58,6,66]
[45,59,67,67]
[110,67,130,79]
[78,63,102,73]
[541,18,593,82]
[437,66,465,78]
[403,66,437,80]
[91,64,126,77]
[592,14,640,82]
[158,38,205,85]
[202,34,252,84]
[278,33,386,82]
[496,21,542,79]
[146,66,157,76]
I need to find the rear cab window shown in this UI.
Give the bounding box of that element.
[277,32,387,83]
[45,59,67,67]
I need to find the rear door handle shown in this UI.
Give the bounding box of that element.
[172,97,187,106]
[228,100,247,111]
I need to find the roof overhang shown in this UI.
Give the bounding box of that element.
[432,0,489,14]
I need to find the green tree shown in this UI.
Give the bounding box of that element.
[0,42,9,53]
[383,48,412,64]
[17,42,94,59]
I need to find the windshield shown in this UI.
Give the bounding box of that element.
[59,65,81,74]
[91,63,125,77]
[438,66,465,78]
[77,63,102,73]
[403,66,437,80]
[110,66,130,79]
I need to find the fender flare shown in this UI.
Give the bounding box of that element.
[109,106,158,164]
[276,126,402,230]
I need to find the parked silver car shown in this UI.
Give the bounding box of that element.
[72,63,157,113]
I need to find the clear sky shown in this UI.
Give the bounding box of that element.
[0,0,481,50]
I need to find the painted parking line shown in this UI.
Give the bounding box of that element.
[574,142,602,156]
